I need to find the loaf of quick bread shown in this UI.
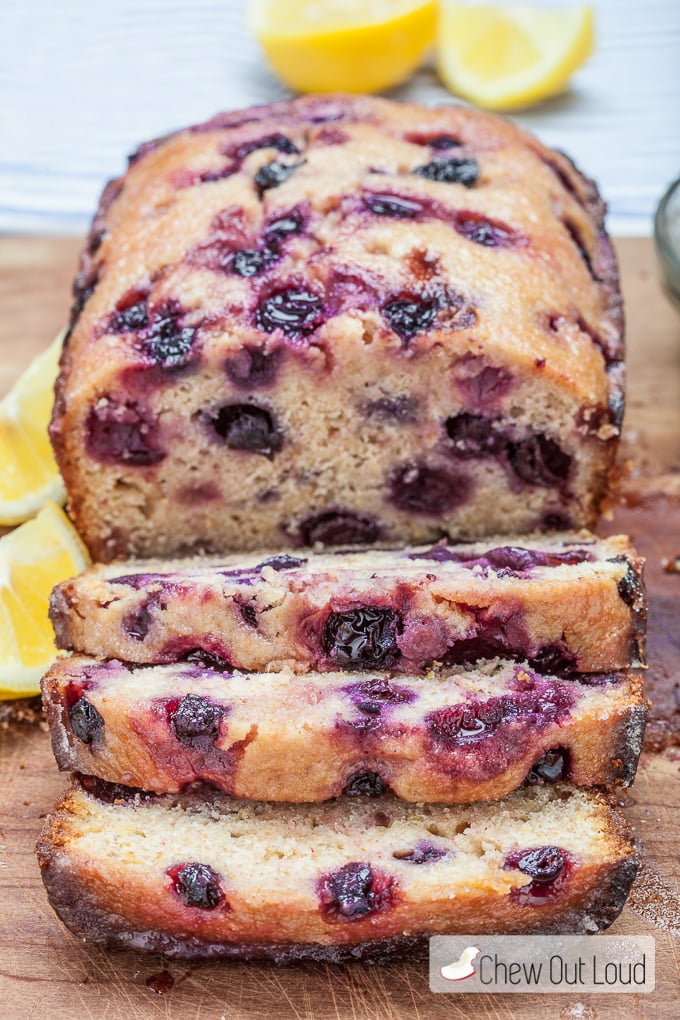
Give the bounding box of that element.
[49,94,623,560]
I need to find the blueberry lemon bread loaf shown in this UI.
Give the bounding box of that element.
[50,533,645,673]
[38,779,637,961]
[50,94,623,561]
[42,656,646,802]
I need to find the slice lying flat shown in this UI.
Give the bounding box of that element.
[0,502,90,699]
[438,4,595,110]
[250,0,437,93]
[0,332,65,525]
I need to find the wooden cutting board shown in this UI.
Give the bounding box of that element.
[0,237,679,1020]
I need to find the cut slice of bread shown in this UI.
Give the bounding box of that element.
[50,532,645,673]
[42,655,646,802]
[38,779,638,962]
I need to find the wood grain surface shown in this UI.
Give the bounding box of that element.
[0,236,679,1020]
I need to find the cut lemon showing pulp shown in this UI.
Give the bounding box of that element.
[0,332,66,525]
[438,4,594,110]
[0,502,90,699]
[249,0,437,93]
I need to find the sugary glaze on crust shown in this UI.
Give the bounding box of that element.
[49,532,646,674]
[37,780,638,960]
[49,95,624,560]
[41,655,647,801]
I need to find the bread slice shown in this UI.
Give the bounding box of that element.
[50,532,645,674]
[49,95,623,561]
[38,779,637,962]
[42,656,646,802]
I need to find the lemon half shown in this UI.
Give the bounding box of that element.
[438,4,594,110]
[0,502,90,699]
[250,0,437,94]
[0,332,66,525]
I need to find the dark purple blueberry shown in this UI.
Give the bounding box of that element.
[122,598,156,641]
[346,676,415,715]
[77,773,156,804]
[363,395,418,423]
[389,462,470,515]
[181,648,233,671]
[239,602,258,628]
[529,645,577,674]
[257,554,307,571]
[324,607,401,669]
[539,510,573,531]
[343,771,389,797]
[111,298,148,332]
[526,748,569,785]
[363,192,423,218]
[69,697,104,745]
[86,400,165,466]
[234,133,300,160]
[393,841,449,864]
[225,345,282,388]
[299,510,382,546]
[208,403,282,457]
[415,156,479,187]
[139,302,196,367]
[382,296,438,342]
[508,435,571,487]
[169,694,224,742]
[254,160,302,196]
[256,287,325,338]
[445,413,503,458]
[609,556,643,608]
[405,132,462,149]
[265,208,305,239]
[426,686,572,747]
[506,846,566,884]
[317,862,396,921]
[231,248,279,277]
[169,861,225,910]
[454,214,519,248]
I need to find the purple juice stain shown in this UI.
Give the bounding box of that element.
[344,676,415,716]
[299,510,383,547]
[86,399,165,466]
[405,132,462,148]
[208,403,283,457]
[563,219,600,281]
[408,543,592,574]
[324,607,402,669]
[426,685,572,749]
[168,861,226,910]
[455,361,514,405]
[392,840,450,864]
[255,286,325,338]
[317,862,397,921]
[389,462,470,515]
[225,345,282,389]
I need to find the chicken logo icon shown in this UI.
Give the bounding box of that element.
[439,946,481,981]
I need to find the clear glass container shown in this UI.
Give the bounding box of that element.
[654,176,680,310]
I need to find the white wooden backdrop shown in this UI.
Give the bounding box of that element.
[1,0,678,236]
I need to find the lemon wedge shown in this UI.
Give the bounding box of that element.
[0,502,90,699]
[250,0,437,94]
[0,332,66,526]
[437,4,594,110]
